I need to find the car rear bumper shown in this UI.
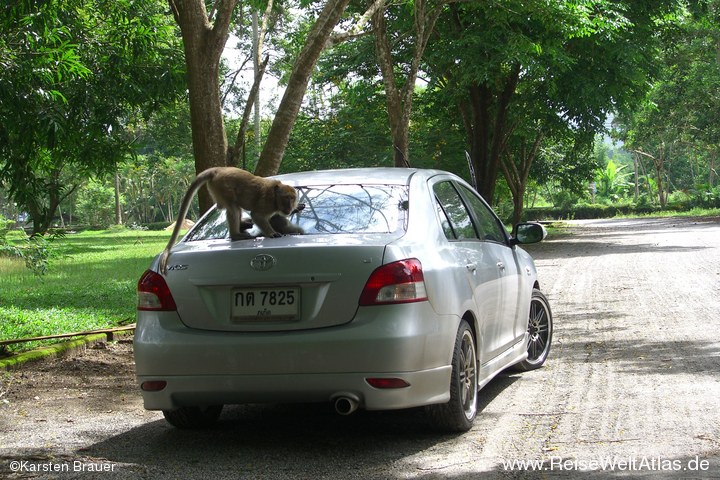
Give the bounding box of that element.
[137,367,452,411]
[134,304,460,411]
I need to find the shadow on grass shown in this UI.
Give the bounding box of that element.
[52,231,169,256]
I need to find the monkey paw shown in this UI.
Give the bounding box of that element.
[230,232,253,241]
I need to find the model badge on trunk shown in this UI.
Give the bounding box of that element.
[250,254,276,271]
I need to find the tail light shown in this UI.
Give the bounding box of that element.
[137,270,177,311]
[141,380,167,392]
[366,377,411,389]
[359,258,428,306]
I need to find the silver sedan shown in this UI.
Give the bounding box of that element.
[134,168,552,432]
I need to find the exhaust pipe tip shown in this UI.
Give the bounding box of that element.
[333,395,360,416]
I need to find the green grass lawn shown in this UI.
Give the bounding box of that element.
[3,208,717,356]
[0,229,170,354]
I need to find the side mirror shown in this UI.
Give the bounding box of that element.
[511,222,547,245]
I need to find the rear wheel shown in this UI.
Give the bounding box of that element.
[513,288,553,371]
[426,320,478,432]
[162,405,223,429]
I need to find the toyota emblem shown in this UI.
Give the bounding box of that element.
[250,254,276,271]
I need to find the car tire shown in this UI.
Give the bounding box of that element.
[162,405,223,429]
[426,320,478,432]
[513,288,553,372]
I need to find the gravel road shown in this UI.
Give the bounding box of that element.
[1,216,719,479]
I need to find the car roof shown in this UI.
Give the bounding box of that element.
[272,167,451,186]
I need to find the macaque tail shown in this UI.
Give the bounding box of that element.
[159,169,217,275]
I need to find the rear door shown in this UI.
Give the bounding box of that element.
[454,183,524,341]
[432,180,510,362]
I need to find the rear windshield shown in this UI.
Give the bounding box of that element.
[184,184,409,241]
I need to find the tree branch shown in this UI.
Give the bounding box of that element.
[212,0,238,36]
[255,0,352,176]
[327,0,385,47]
[232,54,270,167]
[221,56,252,106]
[632,149,657,161]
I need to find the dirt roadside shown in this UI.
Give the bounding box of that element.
[1,216,719,479]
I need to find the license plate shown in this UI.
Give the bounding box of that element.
[232,287,300,320]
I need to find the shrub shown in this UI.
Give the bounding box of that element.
[0,227,64,276]
[522,203,665,221]
[688,185,720,209]
[144,221,173,231]
[75,179,116,227]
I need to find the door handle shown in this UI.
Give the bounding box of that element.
[466,263,477,272]
[496,261,505,270]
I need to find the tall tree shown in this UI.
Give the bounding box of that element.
[614,1,720,205]
[501,129,544,225]
[168,0,238,212]
[371,0,444,167]
[0,0,185,233]
[425,0,682,203]
[169,0,361,206]
[254,0,353,176]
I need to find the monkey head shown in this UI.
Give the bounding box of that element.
[274,183,299,216]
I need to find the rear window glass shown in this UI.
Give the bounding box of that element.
[184,184,408,241]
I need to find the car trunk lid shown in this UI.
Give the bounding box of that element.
[161,235,391,332]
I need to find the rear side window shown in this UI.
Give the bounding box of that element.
[433,180,508,244]
[433,181,478,240]
[185,184,408,241]
[456,184,508,243]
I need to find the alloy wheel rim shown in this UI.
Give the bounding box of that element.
[527,299,550,363]
[459,332,477,419]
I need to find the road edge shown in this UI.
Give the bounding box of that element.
[0,332,131,370]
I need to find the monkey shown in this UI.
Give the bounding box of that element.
[159,167,302,274]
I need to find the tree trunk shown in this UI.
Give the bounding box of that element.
[633,152,640,202]
[27,169,78,235]
[461,65,520,201]
[30,192,59,235]
[372,0,442,168]
[254,0,351,177]
[653,148,667,208]
[114,171,123,225]
[373,2,408,167]
[252,1,274,166]
[252,10,261,168]
[709,150,716,188]
[500,132,543,225]
[232,55,269,169]
[511,186,525,226]
[28,205,47,236]
[169,0,238,213]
